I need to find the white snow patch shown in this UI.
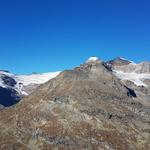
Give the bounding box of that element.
[86,57,99,63]
[0,71,61,96]
[15,72,60,86]
[114,70,150,87]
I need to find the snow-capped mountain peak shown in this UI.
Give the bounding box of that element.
[86,57,100,63]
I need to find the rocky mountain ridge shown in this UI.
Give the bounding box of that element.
[0,57,150,109]
[0,57,149,149]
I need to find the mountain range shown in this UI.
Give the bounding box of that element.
[0,57,149,149]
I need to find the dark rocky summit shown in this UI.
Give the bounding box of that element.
[0,87,20,107]
[1,75,17,87]
[0,59,149,149]
[107,57,132,66]
[0,74,21,107]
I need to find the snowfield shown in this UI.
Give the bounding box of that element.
[15,72,60,86]
[0,71,61,95]
[86,57,99,63]
[114,70,150,87]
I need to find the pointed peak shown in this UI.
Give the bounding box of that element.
[116,57,127,60]
[108,57,134,66]
[113,57,130,61]
[115,57,135,63]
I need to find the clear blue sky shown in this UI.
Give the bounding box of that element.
[0,0,150,74]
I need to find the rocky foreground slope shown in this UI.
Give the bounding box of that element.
[0,58,149,149]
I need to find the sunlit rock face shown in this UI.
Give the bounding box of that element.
[0,59,149,150]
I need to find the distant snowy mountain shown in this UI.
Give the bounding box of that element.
[15,72,61,95]
[107,58,150,87]
[0,71,60,107]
